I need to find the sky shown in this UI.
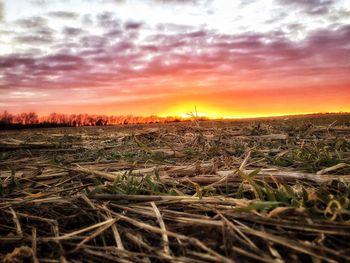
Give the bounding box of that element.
[0,0,350,118]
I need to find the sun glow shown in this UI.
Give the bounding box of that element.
[158,101,342,120]
[159,102,230,119]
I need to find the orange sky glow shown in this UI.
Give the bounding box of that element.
[0,0,349,118]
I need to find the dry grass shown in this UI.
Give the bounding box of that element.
[1,114,350,262]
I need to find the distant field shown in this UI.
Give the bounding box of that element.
[1,114,350,262]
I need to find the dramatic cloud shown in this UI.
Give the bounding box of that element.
[0,0,349,117]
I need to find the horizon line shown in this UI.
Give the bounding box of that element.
[1,110,350,120]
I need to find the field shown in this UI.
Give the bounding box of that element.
[1,114,350,262]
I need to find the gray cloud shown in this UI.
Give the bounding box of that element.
[49,11,79,19]
[124,21,143,30]
[82,14,93,26]
[14,34,53,45]
[30,0,49,7]
[278,0,335,15]
[96,11,120,29]
[62,26,85,37]
[16,16,48,29]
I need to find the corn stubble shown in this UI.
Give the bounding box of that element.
[1,114,350,262]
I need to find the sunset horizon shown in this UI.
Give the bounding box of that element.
[2,108,349,121]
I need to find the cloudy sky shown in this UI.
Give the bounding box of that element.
[0,0,350,117]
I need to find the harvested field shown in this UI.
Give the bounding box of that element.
[1,114,350,262]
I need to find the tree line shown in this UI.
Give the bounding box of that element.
[0,111,187,129]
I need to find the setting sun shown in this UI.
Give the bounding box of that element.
[159,103,226,119]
